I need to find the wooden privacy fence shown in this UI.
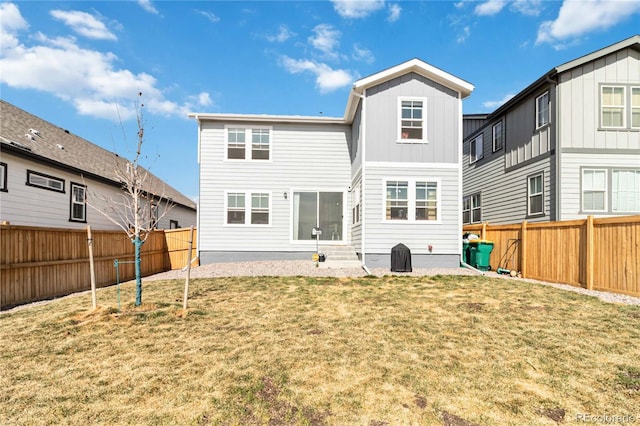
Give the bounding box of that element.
[0,225,198,309]
[464,215,640,298]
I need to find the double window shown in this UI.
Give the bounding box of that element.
[463,193,481,224]
[226,191,270,225]
[27,170,64,193]
[528,173,544,216]
[398,98,426,142]
[384,179,439,222]
[226,127,271,160]
[470,134,483,164]
[583,168,640,213]
[601,85,640,129]
[536,91,550,129]
[69,183,86,222]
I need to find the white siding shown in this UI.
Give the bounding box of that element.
[363,163,460,254]
[199,121,352,252]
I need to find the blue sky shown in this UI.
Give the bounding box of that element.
[1,1,639,201]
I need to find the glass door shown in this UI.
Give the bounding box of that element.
[293,191,343,241]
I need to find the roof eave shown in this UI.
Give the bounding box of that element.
[188,112,346,125]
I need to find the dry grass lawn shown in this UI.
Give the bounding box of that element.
[1,275,639,425]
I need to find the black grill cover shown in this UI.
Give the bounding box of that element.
[391,243,412,272]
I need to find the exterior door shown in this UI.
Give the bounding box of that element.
[293,191,343,241]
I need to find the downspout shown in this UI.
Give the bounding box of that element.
[546,73,560,222]
[458,92,464,267]
[195,115,201,261]
[351,88,369,273]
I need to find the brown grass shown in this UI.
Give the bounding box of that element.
[1,275,639,425]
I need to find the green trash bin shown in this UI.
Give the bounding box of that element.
[462,241,470,265]
[469,239,494,271]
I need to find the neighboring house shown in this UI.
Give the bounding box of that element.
[190,59,474,268]
[0,100,197,230]
[462,35,640,225]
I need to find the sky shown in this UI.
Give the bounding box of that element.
[1,1,639,202]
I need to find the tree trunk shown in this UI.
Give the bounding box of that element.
[134,236,143,306]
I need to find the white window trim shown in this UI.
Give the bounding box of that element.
[397,97,427,144]
[224,125,273,162]
[492,121,503,152]
[601,85,626,129]
[69,182,87,222]
[223,190,272,226]
[581,169,608,213]
[527,173,544,217]
[631,86,640,129]
[382,178,441,224]
[470,134,483,164]
[535,91,550,130]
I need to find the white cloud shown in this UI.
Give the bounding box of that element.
[537,0,640,48]
[511,0,543,16]
[387,4,401,22]
[138,0,159,15]
[50,10,117,41]
[309,24,341,59]
[279,56,354,93]
[266,25,294,43]
[0,2,28,49]
[197,92,212,107]
[0,3,207,121]
[352,44,374,64]
[195,10,220,23]
[457,26,471,44]
[483,93,515,109]
[331,0,386,18]
[474,0,507,16]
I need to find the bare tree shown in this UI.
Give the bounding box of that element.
[86,93,174,306]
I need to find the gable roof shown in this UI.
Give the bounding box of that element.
[0,99,196,211]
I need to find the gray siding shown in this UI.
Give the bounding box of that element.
[365,72,460,164]
[558,47,640,150]
[198,121,352,254]
[363,164,461,256]
[350,101,363,171]
[463,116,488,139]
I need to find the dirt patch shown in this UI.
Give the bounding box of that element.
[414,394,427,409]
[307,329,324,335]
[368,421,389,426]
[458,302,486,313]
[441,411,480,426]
[536,407,565,423]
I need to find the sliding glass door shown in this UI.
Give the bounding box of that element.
[293,191,343,241]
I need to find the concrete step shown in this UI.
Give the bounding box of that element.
[320,245,359,262]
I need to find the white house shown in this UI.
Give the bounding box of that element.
[190,59,474,269]
[0,100,197,230]
[462,35,640,224]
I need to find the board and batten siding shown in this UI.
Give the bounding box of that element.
[558,47,640,150]
[198,121,352,253]
[364,72,460,164]
[363,164,460,255]
[0,154,194,230]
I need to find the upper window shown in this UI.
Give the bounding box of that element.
[27,170,64,193]
[169,220,179,229]
[536,91,550,129]
[582,169,607,212]
[470,134,483,164]
[0,162,6,192]
[492,122,503,152]
[632,87,640,129]
[528,173,544,216]
[399,98,425,142]
[386,181,408,220]
[385,179,439,222]
[601,86,625,128]
[69,183,86,222]
[612,169,640,213]
[226,191,270,225]
[226,127,271,160]
[463,193,481,224]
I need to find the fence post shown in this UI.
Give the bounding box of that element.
[520,220,527,278]
[87,226,97,309]
[586,215,594,290]
[481,222,487,240]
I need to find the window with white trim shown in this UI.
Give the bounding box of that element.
[385,179,439,222]
[463,193,481,224]
[612,169,640,213]
[582,169,607,212]
[601,86,625,128]
[27,170,64,193]
[632,87,640,129]
[398,98,425,142]
[226,191,270,225]
[0,162,6,192]
[536,91,550,129]
[492,121,503,152]
[226,127,271,160]
[470,134,483,164]
[528,173,544,216]
[69,183,86,222]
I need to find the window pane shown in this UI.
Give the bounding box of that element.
[227,211,245,224]
[463,211,470,224]
[612,170,640,212]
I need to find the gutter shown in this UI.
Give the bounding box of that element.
[351,88,368,271]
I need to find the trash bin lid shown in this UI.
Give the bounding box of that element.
[469,239,493,244]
